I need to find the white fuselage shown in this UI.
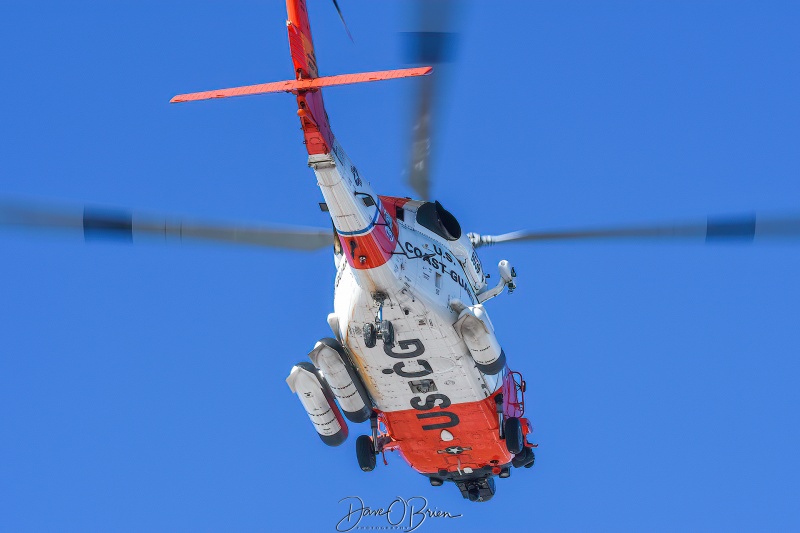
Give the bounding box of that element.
[312,141,503,420]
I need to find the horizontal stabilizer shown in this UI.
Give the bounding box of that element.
[171,66,432,103]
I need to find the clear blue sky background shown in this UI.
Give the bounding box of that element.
[1,1,799,531]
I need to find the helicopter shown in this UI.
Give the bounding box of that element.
[3,0,800,504]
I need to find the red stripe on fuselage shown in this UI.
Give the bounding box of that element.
[378,195,410,212]
[338,199,400,270]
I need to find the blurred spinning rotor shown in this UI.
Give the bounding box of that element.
[402,0,462,201]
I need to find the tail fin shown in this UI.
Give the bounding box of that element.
[287,0,319,79]
[286,0,333,155]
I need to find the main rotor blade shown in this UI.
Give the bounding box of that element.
[470,214,800,248]
[403,0,461,201]
[408,74,434,201]
[0,200,333,251]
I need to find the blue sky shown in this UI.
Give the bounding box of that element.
[1,1,799,531]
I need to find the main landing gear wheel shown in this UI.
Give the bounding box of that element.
[380,320,394,347]
[363,323,377,348]
[356,435,376,472]
[504,417,524,455]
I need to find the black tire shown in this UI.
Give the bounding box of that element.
[380,320,394,347]
[504,417,524,455]
[524,452,535,468]
[356,435,376,472]
[512,446,534,468]
[363,323,376,348]
[429,477,443,487]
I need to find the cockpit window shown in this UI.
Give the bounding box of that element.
[415,201,462,241]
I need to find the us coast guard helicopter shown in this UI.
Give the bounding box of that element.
[3,0,800,502]
[170,0,536,502]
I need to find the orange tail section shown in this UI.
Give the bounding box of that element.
[287,0,319,79]
[286,0,332,154]
[170,0,431,157]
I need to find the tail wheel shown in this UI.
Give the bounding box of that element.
[356,435,376,472]
[524,451,535,468]
[363,323,377,348]
[503,417,524,455]
[512,446,535,468]
[380,320,394,347]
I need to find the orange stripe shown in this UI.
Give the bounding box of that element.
[338,200,399,270]
[382,392,513,474]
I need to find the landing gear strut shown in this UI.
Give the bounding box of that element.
[356,412,392,472]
